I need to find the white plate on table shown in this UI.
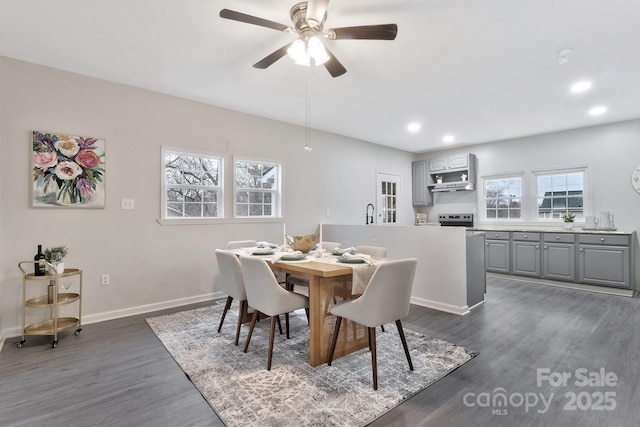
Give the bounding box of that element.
[332,249,355,256]
[251,249,274,256]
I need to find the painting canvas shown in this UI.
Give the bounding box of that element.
[32,131,106,208]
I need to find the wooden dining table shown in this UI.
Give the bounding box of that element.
[269,259,370,367]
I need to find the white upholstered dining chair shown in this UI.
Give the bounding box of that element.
[215,249,249,345]
[239,255,309,370]
[327,258,418,390]
[354,245,387,259]
[227,240,257,249]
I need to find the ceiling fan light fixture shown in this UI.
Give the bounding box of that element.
[287,39,306,60]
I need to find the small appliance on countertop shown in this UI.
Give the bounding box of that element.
[438,213,474,227]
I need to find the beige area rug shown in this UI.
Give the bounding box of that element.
[146,303,477,427]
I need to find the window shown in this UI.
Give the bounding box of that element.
[484,176,522,219]
[536,169,585,220]
[163,148,222,218]
[234,159,281,217]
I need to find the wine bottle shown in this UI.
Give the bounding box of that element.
[34,244,46,276]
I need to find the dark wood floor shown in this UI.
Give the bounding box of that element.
[1,276,639,427]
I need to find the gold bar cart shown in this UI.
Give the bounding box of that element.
[17,261,83,348]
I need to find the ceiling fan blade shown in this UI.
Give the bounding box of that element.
[323,47,346,78]
[306,0,330,26]
[253,43,293,69]
[329,24,398,40]
[220,9,290,32]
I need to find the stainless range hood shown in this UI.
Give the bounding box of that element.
[431,181,475,192]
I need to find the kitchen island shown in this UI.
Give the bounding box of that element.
[321,224,485,315]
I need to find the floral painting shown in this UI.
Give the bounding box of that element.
[32,131,106,208]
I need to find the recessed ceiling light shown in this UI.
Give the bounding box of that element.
[442,135,455,143]
[589,106,607,116]
[571,80,592,93]
[407,122,421,132]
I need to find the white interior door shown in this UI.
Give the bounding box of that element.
[376,172,401,225]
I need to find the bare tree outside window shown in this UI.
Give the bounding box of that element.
[164,150,222,218]
[235,160,280,217]
[484,177,522,219]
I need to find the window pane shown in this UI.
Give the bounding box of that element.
[249,192,263,203]
[250,205,262,216]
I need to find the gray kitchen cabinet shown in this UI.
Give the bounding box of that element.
[542,233,576,282]
[578,234,631,289]
[411,160,432,206]
[428,153,476,193]
[511,232,541,277]
[485,231,510,274]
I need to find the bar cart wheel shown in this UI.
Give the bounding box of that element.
[75,328,82,336]
[16,340,25,348]
[51,340,58,348]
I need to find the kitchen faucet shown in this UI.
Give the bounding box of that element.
[366,203,375,224]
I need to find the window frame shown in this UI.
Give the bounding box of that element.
[233,156,283,219]
[161,146,224,220]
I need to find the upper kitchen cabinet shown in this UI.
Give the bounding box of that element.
[412,160,433,206]
[429,153,476,193]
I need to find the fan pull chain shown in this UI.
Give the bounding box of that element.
[304,65,312,152]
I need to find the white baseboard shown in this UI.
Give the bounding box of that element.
[410,296,470,316]
[2,291,226,339]
[0,332,4,353]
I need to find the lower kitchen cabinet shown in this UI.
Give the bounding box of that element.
[578,234,631,289]
[542,233,576,282]
[485,231,510,274]
[511,233,541,277]
[482,229,634,291]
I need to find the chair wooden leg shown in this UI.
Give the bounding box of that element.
[396,319,414,371]
[276,314,283,335]
[268,316,277,370]
[304,307,309,325]
[370,327,378,390]
[243,310,259,353]
[285,313,290,339]
[327,316,342,366]
[217,296,233,333]
[234,300,247,345]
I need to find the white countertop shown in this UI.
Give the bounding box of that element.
[469,226,632,235]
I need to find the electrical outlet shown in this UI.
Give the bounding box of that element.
[101,274,110,286]
[121,198,134,210]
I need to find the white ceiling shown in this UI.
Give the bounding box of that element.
[1,0,639,153]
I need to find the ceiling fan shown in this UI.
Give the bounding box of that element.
[219,0,398,77]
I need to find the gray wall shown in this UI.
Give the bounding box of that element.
[0,57,415,336]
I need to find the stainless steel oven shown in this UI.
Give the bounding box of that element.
[438,213,474,227]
